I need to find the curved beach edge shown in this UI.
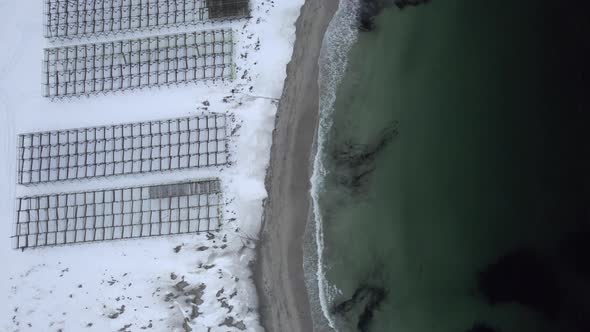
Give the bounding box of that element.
[254,0,339,331]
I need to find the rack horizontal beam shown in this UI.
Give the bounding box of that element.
[42,30,234,98]
[44,0,250,39]
[13,179,223,249]
[17,114,228,185]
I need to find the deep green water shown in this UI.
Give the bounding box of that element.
[316,1,589,332]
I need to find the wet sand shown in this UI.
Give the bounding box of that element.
[254,0,338,331]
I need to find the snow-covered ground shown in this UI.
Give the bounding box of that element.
[0,0,303,331]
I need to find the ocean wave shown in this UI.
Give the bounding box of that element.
[310,0,361,329]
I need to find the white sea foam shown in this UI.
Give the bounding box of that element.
[311,0,361,329]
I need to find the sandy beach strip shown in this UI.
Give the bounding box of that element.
[255,0,339,331]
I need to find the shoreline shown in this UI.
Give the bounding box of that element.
[254,0,339,331]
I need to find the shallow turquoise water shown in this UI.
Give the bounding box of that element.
[315,1,589,331]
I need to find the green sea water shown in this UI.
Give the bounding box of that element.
[315,1,589,332]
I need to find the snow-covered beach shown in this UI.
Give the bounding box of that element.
[0,0,313,330]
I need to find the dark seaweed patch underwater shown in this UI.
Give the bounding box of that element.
[317,0,590,331]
